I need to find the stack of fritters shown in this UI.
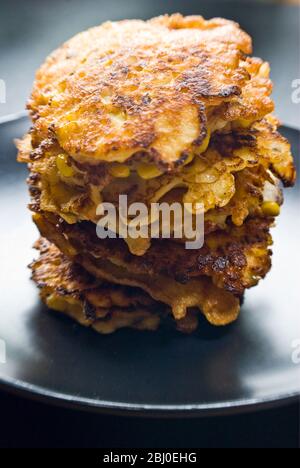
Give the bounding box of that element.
[18,14,296,333]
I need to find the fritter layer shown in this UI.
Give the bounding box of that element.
[33,210,272,295]
[18,118,295,256]
[32,211,272,318]
[18,14,296,332]
[31,238,239,331]
[31,238,164,333]
[27,14,274,167]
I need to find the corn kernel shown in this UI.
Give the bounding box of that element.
[262,201,280,217]
[197,129,211,153]
[137,163,162,180]
[236,118,252,129]
[109,164,130,178]
[56,154,75,178]
[183,153,195,166]
[259,62,270,78]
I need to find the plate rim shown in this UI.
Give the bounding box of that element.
[0,375,299,418]
[1,115,299,418]
[0,111,28,125]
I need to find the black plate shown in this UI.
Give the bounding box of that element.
[0,116,299,417]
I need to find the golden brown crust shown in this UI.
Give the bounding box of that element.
[31,238,164,333]
[18,14,296,333]
[18,117,295,241]
[33,211,272,297]
[32,235,241,327]
[31,238,241,331]
[27,14,274,167]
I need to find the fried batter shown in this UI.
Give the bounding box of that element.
[31,238,163,333]
[27,14,274,167]
[17,14,296,332]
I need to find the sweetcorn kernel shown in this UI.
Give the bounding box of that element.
[259,62,270,78]
[137,163,162,180]
[262,201,280,217]
[56,154,75,178]
[197,129,211,153]
[109,164,130,178]
[183,153,195,166]
[236,118,253,129]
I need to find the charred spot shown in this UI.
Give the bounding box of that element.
[192,103,208,147]
[27,172,40,184]
[148,149,172,171]
[196,252,214,271]
[28,202,41,213]
[212,257,228,272]
[29,148,43,161]
[28,186,41,197]
[212,131,257,156]
[121,66,130,75]
[142,94,152,105]
[223,281,244,297]
[178,76,211,98]
[134,132,157,149]
[83,300,97,321]
[113,94,137,114]
[174,151,190,168]
[129,148,169,171]
[174,272,190,284]
[35,281,47,289]
[234,133,257,147]
[228,251,247,268]
[216,85,241,98]
[48,123,56,134]
[179,61,242,100]
[56,286,71,296]
[68,262,95,285]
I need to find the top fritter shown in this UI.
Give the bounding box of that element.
[28,14,274,167]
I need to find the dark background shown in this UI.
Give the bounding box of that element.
[0,391,299,448]
[0,0,299,448]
